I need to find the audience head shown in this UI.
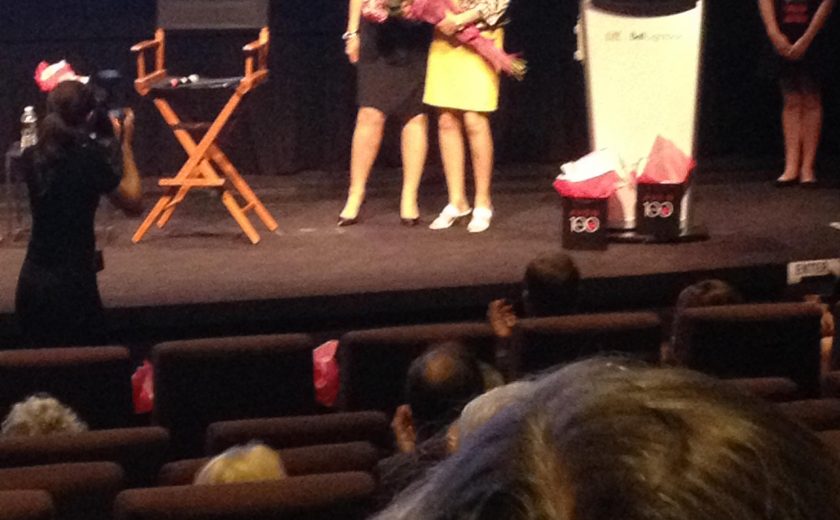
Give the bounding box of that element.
[376,358,840,520]
[44,80,94,131]
[670,279,743,363]
[523,252,580,316]
[405,342,485,441]
[451,381,535,453]
[194,442,286,485]
[38,80,96,162]
[1,394,88,436]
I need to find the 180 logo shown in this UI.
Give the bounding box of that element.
[642,201,674,219]
[568,216,601,233]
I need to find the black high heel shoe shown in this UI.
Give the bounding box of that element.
[400,217,420,227]
[337,215,360,227]
[337,201,365,227]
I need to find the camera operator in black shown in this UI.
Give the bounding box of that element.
[15,80,142,347]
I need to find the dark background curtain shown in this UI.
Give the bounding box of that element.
[1,0,838,177]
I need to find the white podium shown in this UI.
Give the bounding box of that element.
[579,0,705,236]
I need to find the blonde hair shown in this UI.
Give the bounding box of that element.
[1,394,88,436]
[194,443,286,485]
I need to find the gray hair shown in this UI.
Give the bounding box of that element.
[1,394,88,436]
[375,358,840,520]
[457,381,535,441]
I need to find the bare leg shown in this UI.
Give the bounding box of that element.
[463,111,494,210]
[799,88,822,183]
[399,113,428,219]
[779,90,804,182]
[340,107,386,219]
[437,109,470,212]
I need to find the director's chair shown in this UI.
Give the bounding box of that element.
[131,0,278,244]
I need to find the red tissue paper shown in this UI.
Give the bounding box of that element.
[637,135,695,184]
[313,340,340,408]
[554,150,621,199]
[131,360,155,415]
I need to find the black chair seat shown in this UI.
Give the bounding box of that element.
[150,76,243,95]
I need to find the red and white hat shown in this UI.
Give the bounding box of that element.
[34,60,90,93]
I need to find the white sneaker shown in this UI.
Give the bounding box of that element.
[468,207,493,233]
[429,204,472,230]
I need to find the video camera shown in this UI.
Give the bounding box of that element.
[87,69,128,140]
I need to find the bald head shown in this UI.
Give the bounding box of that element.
[406,342,484,440]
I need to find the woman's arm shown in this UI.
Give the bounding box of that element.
[758,0,793,55]
[345,0,363,64]
[790,0,835,59]
[438,0,510,36]
[108,110,143,216]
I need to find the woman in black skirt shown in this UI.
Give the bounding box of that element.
[338,0,433,226]
[760,0,835,187]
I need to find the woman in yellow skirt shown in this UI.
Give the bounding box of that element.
[426,0,510,233]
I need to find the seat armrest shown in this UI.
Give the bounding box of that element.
[131,39,160,53]
[242,28,270,80]
[243,39,266,53]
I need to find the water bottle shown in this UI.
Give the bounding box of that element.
[20,106,38,150]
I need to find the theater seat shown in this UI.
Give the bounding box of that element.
[515,312,662,376]
[818,430,840,456]
[338,322,496,412]
[0,462,124,520]
[158,442,380,486]
[0,490,54,520]
[0,347,133,429]
[205,411,391,454]
[153,334,316,457]
[116,472,376,520]
[726,377,800,402]
[676,302,823,396]
[0,427,169,487]
[777,399,840,431]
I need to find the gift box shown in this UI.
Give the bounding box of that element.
[635,181,689,239]
[561,197,609,250]
[555,151,620,250]
[634,136,694,240]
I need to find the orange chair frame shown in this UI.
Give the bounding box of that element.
[131,27,278,244]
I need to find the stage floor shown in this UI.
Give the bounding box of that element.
[0,166,837,342]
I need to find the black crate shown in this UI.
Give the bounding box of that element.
[635,182,686,239]
[561,197,608,251]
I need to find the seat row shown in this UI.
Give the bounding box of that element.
[0,411,391,520]
[4,396,840,519]
[0,465,376,520]
[0,301,829,457]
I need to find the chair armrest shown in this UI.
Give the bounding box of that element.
[131,30,166,94]
[242,28,270,80]
[243,39,266,53]
[131,39,160,53]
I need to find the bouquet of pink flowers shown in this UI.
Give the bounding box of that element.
[362,0,526,80]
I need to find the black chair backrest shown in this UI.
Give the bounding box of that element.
[338,322,496,412]
[515,312,662,376]
[158,0,268,30]
[0,427,169,487]
[0,490,54,520]
[152,334,316,458]
[725,377,800,403]
[205,411,391,454]
[116,472,376,520]
[677,302,823,396]
[0,347,133,429]
[158,442,380,486]
[777,399,840,432]
[0,462,124,520]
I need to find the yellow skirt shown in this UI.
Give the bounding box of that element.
[423,28,504,113]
